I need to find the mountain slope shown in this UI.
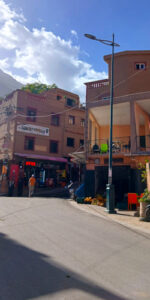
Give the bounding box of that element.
[0,69,23,98]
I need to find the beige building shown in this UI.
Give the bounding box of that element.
[85,51,150,206]
[0,88,85,188]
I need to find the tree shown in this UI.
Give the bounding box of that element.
[21,83,58,94]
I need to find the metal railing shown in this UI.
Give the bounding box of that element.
[86,136,131,155]
[86,79,109,89]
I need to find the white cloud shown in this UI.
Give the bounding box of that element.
[0,58,9,70]
[0,0,25,22]
[71,30,78,38]
[0,0,107,102]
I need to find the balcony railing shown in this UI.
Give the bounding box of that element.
[87,136,150,155]
[86,79,109,89]
[87,137,131,155]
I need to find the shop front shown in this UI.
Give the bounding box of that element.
[14,153,68,189]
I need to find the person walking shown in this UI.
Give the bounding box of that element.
[17,177,24,196]
[28,174,36,197]
[8,170,16,197]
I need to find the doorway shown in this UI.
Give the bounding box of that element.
[95,165,131,206]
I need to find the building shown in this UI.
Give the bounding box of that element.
[85,50,150,207]
[0,88,85,190]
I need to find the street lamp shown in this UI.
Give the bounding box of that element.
[84,33,120,213]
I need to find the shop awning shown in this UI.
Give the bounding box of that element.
[14,153,68,163]
[69,151,85,164]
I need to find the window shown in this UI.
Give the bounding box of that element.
[80,139,84,146]
[50,141,58,153]
[67,137,74,147]
[16,106,24,112]
[68,115,75,125]
[102,96,110,100]
[57,95,61,100]
[135,63,146,70]
[140,136,146,148]
[27,107,36,122]
[66,98,76,107]
[24,137,34,150]
[80,119,85,127]
[51,114,59,126]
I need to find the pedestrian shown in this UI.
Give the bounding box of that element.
[8,170,16,197]
[28,174,36,197]
[17,166,24,196]
[17,177,24,196]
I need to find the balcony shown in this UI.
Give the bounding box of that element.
[87,135,150,156]
[87,137,131,155]
[85,79,109,89]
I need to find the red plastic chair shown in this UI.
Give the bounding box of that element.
[128,193,139,210]
[140,193,144,198]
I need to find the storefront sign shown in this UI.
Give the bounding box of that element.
[35,145,47,152]
[25,161,36,166]
[17,124,49,136]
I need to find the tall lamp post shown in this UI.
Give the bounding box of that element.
[84,33,120,213]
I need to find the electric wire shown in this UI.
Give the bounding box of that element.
[87,66,150,105]
[0,64,149,120]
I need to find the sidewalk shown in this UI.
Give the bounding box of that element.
[70,200,150,235]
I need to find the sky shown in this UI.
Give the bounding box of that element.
[0,0,150,102]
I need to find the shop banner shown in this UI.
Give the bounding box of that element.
[17,124,49,136]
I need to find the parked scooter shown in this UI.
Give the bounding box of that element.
[65,181,79,199]
[145,204,150,221]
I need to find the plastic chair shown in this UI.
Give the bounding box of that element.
[128,193,139,210]
[100,143,108,153]
[92,144,100,153]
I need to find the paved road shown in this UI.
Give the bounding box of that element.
[0,196,150,300]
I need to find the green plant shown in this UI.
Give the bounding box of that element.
[139,189,150,203]
[21,82,58,94]
[138,160,149,183]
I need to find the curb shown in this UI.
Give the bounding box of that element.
[69,200,150,236]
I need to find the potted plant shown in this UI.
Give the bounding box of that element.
[84,197,92,204]
[139,189,150,220]
[76,197,84,204]
[91,197,98,205]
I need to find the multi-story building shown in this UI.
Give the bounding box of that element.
[85,51,150,207]
[0,88,85,189]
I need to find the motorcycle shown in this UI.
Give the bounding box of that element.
[145,204,150,221]
[65,181,80,199]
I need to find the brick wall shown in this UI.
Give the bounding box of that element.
[0,88,85,160]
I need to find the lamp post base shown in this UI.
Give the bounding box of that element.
[106,183,116,214]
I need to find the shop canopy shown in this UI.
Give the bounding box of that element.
[69,151,85,164]
[14,153,68,163]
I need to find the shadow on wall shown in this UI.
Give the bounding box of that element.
[0,233,130,300]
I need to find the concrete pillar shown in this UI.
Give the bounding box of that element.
[146,162,150,192]
[145,117,150,150]
[130,101,137,153]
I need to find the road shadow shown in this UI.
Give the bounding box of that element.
[0,233,131,300]
[117,212,136,217]
[5,187,70,198]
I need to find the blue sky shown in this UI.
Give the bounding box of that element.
[1,0,150,101]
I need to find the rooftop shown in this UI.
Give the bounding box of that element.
[104,50,150,62]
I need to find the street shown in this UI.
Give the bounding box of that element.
[0,196,150,300]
